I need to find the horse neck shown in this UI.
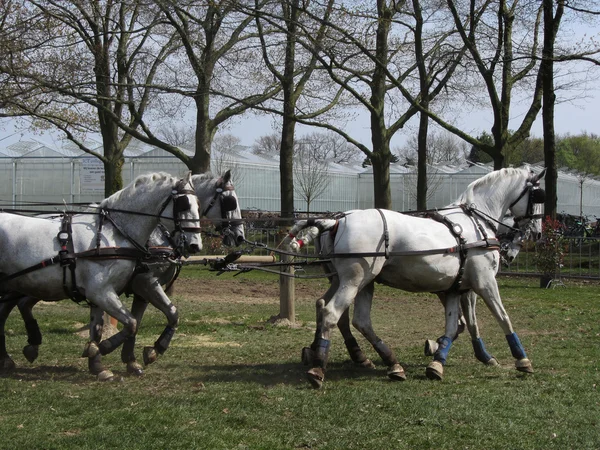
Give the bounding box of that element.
[467,170,527,221]
[103,182,173,246]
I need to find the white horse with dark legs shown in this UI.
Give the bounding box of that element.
[0,171,243,377]
[0,172,202,380]
[300,213,528,370]
[284,166,545,388]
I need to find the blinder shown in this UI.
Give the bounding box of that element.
[510,180,545,221]
[174,194,191,212]
[221,195,237,212]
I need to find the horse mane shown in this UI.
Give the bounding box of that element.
[192,172,218,184]
[99,172,177,209]
[454,166,530,205]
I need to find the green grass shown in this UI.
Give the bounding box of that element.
[1,270,599,449]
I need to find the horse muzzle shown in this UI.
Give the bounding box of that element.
[188,243,202,254]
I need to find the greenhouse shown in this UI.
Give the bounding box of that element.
[1,137,599,217]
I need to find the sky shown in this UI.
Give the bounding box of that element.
[2,84,599,152]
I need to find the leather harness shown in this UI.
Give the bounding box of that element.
[0,182,198,304]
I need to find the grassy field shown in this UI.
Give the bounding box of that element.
[0,268,599,449]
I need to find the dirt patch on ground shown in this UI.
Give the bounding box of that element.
[171,276,328,305]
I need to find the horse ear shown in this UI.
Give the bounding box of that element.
[184,171,192,183]
[533,168,547,183]
[223,170,231,184]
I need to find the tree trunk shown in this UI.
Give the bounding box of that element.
[541,0,564,219]
[104,155,124,196]
[280,114,296,221]
[192,96,214,174]
[416,107,429,210]
[371,145,392,209]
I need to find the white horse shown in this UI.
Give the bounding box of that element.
[0,171,243,378]
[0,172,202,380]
[284,166,545,387]
[300,213,529,370]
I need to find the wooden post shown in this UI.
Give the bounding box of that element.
[279,252,295,322]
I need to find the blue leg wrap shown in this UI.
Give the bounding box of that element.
[472,338,493,363]
[313,338,330,368]
[506,333,527,360]
[433,336,453,365]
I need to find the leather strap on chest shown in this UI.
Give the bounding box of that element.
[424,211,468,292]
[57,214,87,304]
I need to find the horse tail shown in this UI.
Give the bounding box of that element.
[284,219,337,252]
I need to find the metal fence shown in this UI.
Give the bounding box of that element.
[500,237,600,280]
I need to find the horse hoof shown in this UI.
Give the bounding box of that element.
[143,347,158,366]
[0,357,16,371]
[301,347,314,366]
[127,361,144,377]
[97,370,114,382]
[516,358,533,373]
[426,361,444,380]
[424,339,438,356]
[387,363,406,381]
[486,357,500,367]
[23,345,39,363]
[307,367,324,389]
[82,342,99,358]
[357,358,375,369]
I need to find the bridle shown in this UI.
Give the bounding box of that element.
[157,177,202,255]
[202,177,240,234]
[509,175,546,231]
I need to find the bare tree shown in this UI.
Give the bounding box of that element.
[1,0,178,195]
[407,0,548,171]
[294,141,330,215]
[298,131,361,164]
[211,133,245,184]
[252,133,281,157]
[292,1,466,209]
[398,129,468,166]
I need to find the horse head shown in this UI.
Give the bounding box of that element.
[171,172,203,254]
[508,166,546,241]
[196,170,245,247]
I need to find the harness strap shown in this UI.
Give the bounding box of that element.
[57,214,87,303]
[376,209,390,259]
[424,211,468,292]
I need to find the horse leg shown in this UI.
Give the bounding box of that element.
[339,307,374,368]
[307,280,359,389]
[301,279,338,365]
[424,292,466,356]
[0,293,20,371]
[351,282,405,381]
[426,291,461,380]
[17,296,43,363]
[127,274,179,367]
[82,305,114,381]
[475,282,533,374]
[120,294,149,376]
[89,292,138,363]
[460,291,499,366]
